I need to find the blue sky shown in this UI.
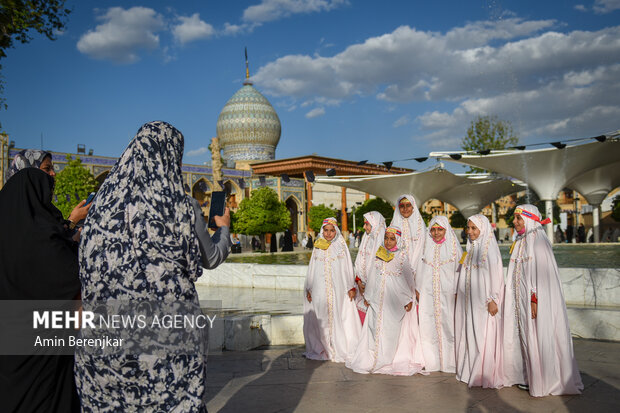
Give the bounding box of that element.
[1,0,619,170]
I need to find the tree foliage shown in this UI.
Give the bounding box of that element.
[350,197,394,229]
[449,211,468,229]
[611,195,620,222]
[0,0,71,109]
[233,187,291,236]
[53,154,97,218]
[462,115,519,173]
[308,204,339,233]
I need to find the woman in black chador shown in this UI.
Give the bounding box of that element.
[0,168,82,412]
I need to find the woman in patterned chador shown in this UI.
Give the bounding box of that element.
[303,218,361,362]
[75,121,230,412]
[415,216,462,373]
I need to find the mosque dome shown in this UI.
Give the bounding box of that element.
[216,78,281,162]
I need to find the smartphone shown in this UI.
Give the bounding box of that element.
[208,191,226,229]
[84,192,96,206]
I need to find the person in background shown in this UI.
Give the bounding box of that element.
[577,223,586,243]
[503,205,583,397]
[303,218,360,362]
[306,233,314,249]
[270,233,278,253]
[282,229,294,252]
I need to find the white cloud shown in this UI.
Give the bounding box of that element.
[186,147,209,157]
[172,13,214,45]
[305,107,325,118]
[77,7,165,63]
[593,0,620,13]
[574,4,588,12]
[242,0,347,24]
[393,115,410,128]
[253,18,620,145]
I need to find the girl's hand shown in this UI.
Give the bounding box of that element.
[306,292,312,303]
[487,300,498,316]
[404,302,413,312]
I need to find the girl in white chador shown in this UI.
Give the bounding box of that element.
[391,195,426,268]
[304,218,361,362]
[415,215,462,373]
[354,211,386,324]
[455,214,504,388]
[503,205,583,397]
[347,226,424,375]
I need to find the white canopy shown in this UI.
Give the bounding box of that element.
[317,167,524,218]
[430,138,620,242]
[566,161,620,242]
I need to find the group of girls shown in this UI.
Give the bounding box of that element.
[303,194,584,397]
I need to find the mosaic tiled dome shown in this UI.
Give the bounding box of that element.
[216,80,281,162]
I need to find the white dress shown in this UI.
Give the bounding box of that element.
[303,219,361,362]
[503,204,583,397]
[415,216,462,373]
[455,214,504,388]
[347,235,424,375]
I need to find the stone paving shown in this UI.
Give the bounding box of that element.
[205,338,620,413]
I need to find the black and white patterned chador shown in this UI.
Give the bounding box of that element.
[75,121,207,412]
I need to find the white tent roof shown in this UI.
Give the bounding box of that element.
[317,167,524,216]
[316,167,466,207]
[566,161,620,206]
[436,176,525,218]
[429,139,620,200]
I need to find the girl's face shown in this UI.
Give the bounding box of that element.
[39,156,56,177]
[363,221,372,234]
[466,220,480,241]
[514,214,525,233]
[399,200,413,218]
[430,226,446,242]
[384,232,397,250]
[323,224,336,241]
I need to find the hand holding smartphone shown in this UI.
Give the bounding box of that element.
[208,191,227,230]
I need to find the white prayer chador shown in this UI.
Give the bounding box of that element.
[503,205,583,397]
[416,215,462,373]
[303,218,361,362]
[354,211,386,315]
[347,227,424,375]
[391,194,426,269]
[455,214,504,388]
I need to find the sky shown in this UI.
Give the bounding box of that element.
[1,0,619,170]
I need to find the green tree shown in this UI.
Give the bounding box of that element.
[53,154,97,218]
[611,195,620,222]
[450,211,467,229]
[462,115,519,173]
[0,0,71,109]
[232,187,291,250]
[308,204,339,233]
[350,197,394,229]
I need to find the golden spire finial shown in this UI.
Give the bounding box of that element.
[245,47,249,79]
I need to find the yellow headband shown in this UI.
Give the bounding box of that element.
[386,227,402,237]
